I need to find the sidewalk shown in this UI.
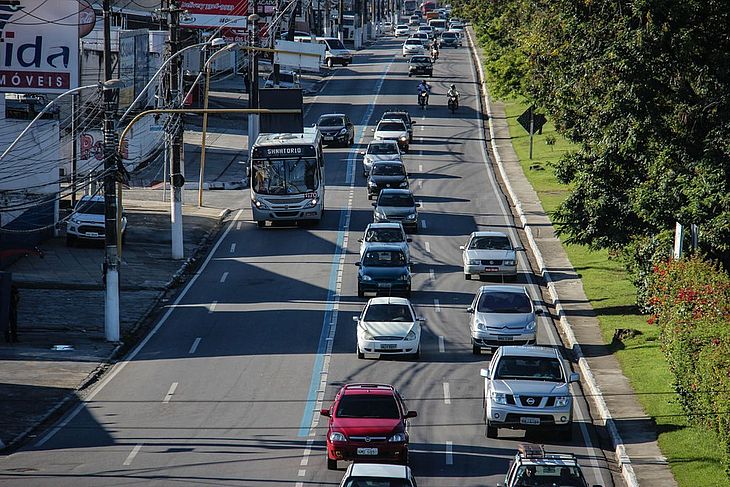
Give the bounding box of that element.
[0,190,232,451]
[466,28,676,487]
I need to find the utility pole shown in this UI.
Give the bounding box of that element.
[167,0,184,260]
[102,0,120,342]
[248,8,261,156]
[338,0,344,41]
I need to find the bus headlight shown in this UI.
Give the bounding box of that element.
[252,198,269,209]
[304,198,319,208]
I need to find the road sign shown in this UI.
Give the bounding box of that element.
[517,106,547,135]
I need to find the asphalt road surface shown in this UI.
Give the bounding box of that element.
[0,37,620,487]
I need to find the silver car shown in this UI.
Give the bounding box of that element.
[359,222,412,263]
[480,346,580,440]
[360,140,402,176]
[467,285,543,353]
[372,189,420,233]
[460,231,522,281]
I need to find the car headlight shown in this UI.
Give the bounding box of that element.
[375,209,387,219]
[490,391,508,405]
[368,180,377,187]
[361,274,373,281]
[338,127,347,135]
[476,322,487,331]
[399,136,408,142]
[360,327,374,339]
[398,273,410,281]
[525,320,536,332]
[406,213,417,220]
[405,330,416,340]
[329,431,347,442]
[388,432,406,442]
[503,259,516,266]
[399,181,409,187]
[468,259,480,265]
[554,396,570,407]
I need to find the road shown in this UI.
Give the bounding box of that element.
[0,36,619,486]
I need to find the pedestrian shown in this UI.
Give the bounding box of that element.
[5,284,19,343]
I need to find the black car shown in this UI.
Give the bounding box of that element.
[315,113,355,146]
[367,161,409,199]
[381,110,415,142]
[408,55,433,77]
[356,244,412,297]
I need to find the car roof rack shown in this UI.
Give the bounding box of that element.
[517,443,545,458]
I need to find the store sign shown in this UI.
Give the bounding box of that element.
[0,0,80,93]
[180,0,249,29]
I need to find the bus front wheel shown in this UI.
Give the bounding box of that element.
[256,220,266,228]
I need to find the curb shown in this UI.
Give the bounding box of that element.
[465,26,640,487]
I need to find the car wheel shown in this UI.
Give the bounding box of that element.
[472,342,481,355]
[327,457,338,470]
[408,73,412,77]
[357,345,365,359]
[65,235,75,247]
[464,273,471,280]
[256,220,266,228]
[486,421,498,439]
[357,286,365,298]
[327,58,334,68]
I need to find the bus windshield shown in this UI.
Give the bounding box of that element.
[252,157,319,195]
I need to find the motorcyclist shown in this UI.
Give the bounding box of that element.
[447,83,460,107]
[417,80,432,105]
[431,42,439,60]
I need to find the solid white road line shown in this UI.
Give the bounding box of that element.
[188,337,201,354]
[208,301,217,314]
[162,382,178,404]
[443,382,451,405]
[236,222,242,230]
[123,443,143,466]
[419,164,423,172]
[425,241,431,253]
[439,336,445,352]
[220,271,229,283]
[434,298,441,312]
[445,441,453,465]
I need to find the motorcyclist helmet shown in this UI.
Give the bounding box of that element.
[450,84,455,89]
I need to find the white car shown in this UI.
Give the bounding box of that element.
[263,70,300,88]
[467,285,542,354]
[382,21,393,34]
[416,25,434,39]
[460,231,522,280]
[66,195,127,246]
[373,119,410,152]
[339,463,417,487]
[402,38,426,57]
[410,32,432,49]
[360,140,402,176]
[395,24,411,37]
[359,222,412,263]
[354,296,423,359]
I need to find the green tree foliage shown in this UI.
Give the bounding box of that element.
[455,0,730,266]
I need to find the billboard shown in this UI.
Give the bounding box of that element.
[180,1,249,29]
[0,0,80,93]
[118,30,149,108]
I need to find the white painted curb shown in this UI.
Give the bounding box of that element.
[465,26,640,487]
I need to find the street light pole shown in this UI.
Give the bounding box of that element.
[247,12,261,157]
[102,0,120,342]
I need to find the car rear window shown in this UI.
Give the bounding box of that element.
[378,193,415,207]
[469,235,512,250]
[371,163,405,176]
[477,291,531,314]
[364,304,414,322]
[319,116,345,127]
[336,394,400,418]
[495,357,564,382]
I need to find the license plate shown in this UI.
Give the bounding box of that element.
[323,136,333,140]
[86,232,100,237]
[357,448,379,455]
[380,343,397,349]
[484,267,499,272]
[378,283,391,288]
[520,417,540,425]
[497,336,513,341]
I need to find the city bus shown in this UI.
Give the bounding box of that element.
[420,1,436,15]
[250,128,325,227]
[403,0,417,15]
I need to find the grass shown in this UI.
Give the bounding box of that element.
[499,98,727,486]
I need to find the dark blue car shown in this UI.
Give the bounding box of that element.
[356,244,412,298]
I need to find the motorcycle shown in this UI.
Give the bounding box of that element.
[447,94,459,113]
[418,91,429,108]
[431,46,439,61]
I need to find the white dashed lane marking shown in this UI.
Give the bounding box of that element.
[123,443,143,466]
[188,337,201,354]
[439,336,445,352]
[162,382,178,404]
[443,382,451,404]
[229,243,236,253]
[220,272,229,283]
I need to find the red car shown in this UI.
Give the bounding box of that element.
[320,383,417,470]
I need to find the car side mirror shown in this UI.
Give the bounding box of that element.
[371,202,377,207]
[466,306,474,313]
[357,238,363,242]
[405,410,417,419]
[311,123,316,127]
[459,245,465,250]
[406,238,412,242]
[352,316,359,322]
[515,246,525,251]
[417,316,426,323]
[320,408,331,417]
[354,262,361,267]
[411,120,416,124]
[569,372,580,383]
[359,150,366,155]
[480,368,489,378]
[415,203,421,207]
[371,128,375,132]
[535,308,544,315]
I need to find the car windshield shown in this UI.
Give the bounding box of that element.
[372,163,405,176]
[411,57,431,64]
[514,465,585,486]
[251,157,319,195]
[271,73,294,83]
[495,356,564,381]
[319,116,345,127]
[368,143,398,155]
[378,122,405,132]
[325,38,346,50]
[343,479,411,487]
[469,235,512,250]
[378,194,415,207]
[336,394,400,418]
[75,200,105,215]
[366,228,405,243]
[363,304,414,322]
[362,250,407,267]
[442,32,456,38]
[477,291,532,314]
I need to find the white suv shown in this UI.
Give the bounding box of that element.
[339,463,417,487]
[66,195,127,246]
[480,346,579,440]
